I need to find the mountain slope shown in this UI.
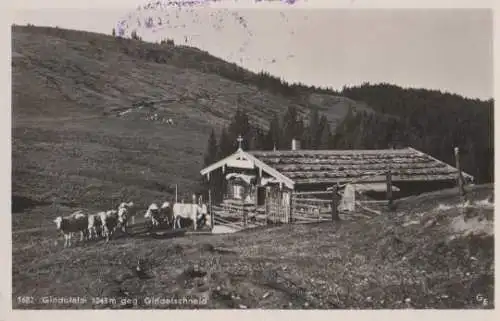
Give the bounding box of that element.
[12,25,358,210]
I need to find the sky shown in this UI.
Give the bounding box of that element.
[10,0,495,100]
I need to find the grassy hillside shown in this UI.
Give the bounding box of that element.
[12,184,494,309]
[11,25,358,210]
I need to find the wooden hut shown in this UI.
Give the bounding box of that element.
[200,138,474,223]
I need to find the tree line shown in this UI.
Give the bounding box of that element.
[337,83,494,183]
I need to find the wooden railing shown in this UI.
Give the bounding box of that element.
[291,191,334,223]
[211,198,267,229]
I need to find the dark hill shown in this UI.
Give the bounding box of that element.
[11,25,358,208]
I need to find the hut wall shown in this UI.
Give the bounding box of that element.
[294,180,457,200]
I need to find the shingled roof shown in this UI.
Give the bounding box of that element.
[247,147,474,185]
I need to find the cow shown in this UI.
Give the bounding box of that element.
[53,211,89,248]
[99,210,119,242]
[144,203,162,228]
[172,203,208,231]
[117,201,134,233]
[196,195,210,229]
[198,203,210,228]
[143,202,174,229]
[87,213,103,240]
[160,201,174,227]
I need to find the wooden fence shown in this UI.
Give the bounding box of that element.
[211,199,267,230]
[265,188,290,224]
[209,171,398,231]
[291,191,335,223]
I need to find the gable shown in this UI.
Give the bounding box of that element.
[200,150,294,189]
[225,153,255,169]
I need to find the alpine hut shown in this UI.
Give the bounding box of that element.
[200,137,474,224]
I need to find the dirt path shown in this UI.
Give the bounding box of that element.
[12,226,50,235]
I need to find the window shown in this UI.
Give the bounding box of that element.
[233,185,244,200]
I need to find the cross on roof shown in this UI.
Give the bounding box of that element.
[237,135,243,150]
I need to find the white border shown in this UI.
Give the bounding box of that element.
[1,1,498,321]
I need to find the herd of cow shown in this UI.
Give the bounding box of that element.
[53,197,210,248]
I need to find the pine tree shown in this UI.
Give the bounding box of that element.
[318,116,331,149]
[306,109,320,149]
[228,109,252,150]
[131,30,141,41]
[265,113,281,150]
[200,129,218,200]
[204,129,218,166]
[252,127,266,150]
[282,106,304,149]
[327,131,337,149]
[218,127,233,158]
[112,28,116,37]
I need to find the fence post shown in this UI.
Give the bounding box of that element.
[275,190,279,223]
[289,191,294,223]
[386,170,393,210]
[276,191,280,223]
[454,147,469,218]
[242,197,247,228]
[454,147,466,198]
[331,185,340,221]
[265,188,269,225]
[209,189,214,231]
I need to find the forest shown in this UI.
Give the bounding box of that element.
[202,83,494,201]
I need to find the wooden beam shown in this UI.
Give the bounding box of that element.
[386,170,393,210]
[293,191,334,196]
[265,188,269,225]
[291,198,331,203]
[242,197,247,228]
[208,189,214,230]
[454,147,466,197]
[331,185,340,221]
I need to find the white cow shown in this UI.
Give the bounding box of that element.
[117,201,134,233]
[99,210,119,242]
[144,203,162,228]
[53,211,89,247]
[172,203,208,231]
